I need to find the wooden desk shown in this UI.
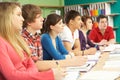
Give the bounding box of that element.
[78,52,120,80]
[92,52,120,71]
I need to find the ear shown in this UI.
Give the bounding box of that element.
[27,22,31,26]
[50,25,54,29]
[70,19,74,25]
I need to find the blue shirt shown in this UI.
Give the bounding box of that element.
[41,33,68,60]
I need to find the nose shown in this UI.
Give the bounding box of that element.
[41,16,44,22]
[62,23,65,28]
[21,16,24,21]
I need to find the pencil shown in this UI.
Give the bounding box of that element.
[56,61,61,70]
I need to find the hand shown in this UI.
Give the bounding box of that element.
[86,48,97,55]
[52,68,66,80]
[69,56,87,66]
[72,50,82,56]
[99,39,107,46]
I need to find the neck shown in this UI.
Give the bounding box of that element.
[26,27,37,35]
[81,26,87,30]
[49,31,57,39]
[67,24,76,34]
[100,29,105,35]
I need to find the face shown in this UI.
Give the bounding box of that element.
[51,19,64,34]
[28,14,44,31]
[86,18,93,30]
[12,6,24,31]
[98,18,108,30]
[71,16,82,29]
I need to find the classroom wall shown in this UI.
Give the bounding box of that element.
[17,0,64,18]
[18,0,64,6]
[2,0,64,18]
[111,0,120,42]
[64,0,112,5]
[65,0,120,43]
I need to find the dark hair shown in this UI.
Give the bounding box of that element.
[97,14,108,22]
[22,4,41,29]
[81,15,93,25]
[41,13,62,34]
[64,10,80,24]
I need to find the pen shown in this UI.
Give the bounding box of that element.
[94,44,98,48]
[82,50,84,56]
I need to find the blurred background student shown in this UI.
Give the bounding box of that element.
[0,2,64,80]
[78,15,99,55]
[59,10,90,56]
[22,4,87,71]
[89,15,115,46]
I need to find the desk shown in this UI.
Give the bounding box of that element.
[78,52,120,80]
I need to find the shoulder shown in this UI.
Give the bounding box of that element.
[107,26,113,30]
[63,25,71,34]
[41,33,49,38]
[78,30,84,36]
[91,27,99,32]
[0,37,7,45]
[41,33,51,41]
[0,36,10,50]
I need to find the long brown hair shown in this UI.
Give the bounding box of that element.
[41,13,62,34]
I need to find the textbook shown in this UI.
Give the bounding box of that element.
[87,51,101,61]
[62,71,80,80]
[79,71,120,80]
[66,62,95,72]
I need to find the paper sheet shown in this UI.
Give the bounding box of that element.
[79,71,120,80]
[62,71,80,80]
[103,60,120,68]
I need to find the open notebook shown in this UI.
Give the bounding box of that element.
[62,71,80,80]
[79,71,120,80]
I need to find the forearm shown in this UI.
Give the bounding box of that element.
[35,60,58,71]
[108,39,115,44]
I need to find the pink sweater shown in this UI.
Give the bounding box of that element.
[0,36,54,80]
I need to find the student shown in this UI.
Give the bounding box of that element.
[89,15,115,46]
[41,13,87,61]
[59,10,89,56]
[78,15,99,55]
[22,4,86,71]
[0,2,65,80]
[41,13,71,60]
[22,4,43,62]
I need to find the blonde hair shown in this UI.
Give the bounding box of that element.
[0,2,31,59]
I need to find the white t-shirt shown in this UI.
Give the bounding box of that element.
[58,25,79,48]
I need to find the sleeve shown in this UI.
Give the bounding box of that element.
[109,27,115,39]
[88,29,96,42]
[59,27,72,42]
[74,30,79,39]
[41,34,66,60]
[0,39,54,80]
[87,36,99,50]
[57,37,68,55]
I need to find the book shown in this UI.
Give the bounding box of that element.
[79,71,120,80]
[62,71,80,80]
[66,62,95,72]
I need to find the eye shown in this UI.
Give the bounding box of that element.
[17,13,21,16]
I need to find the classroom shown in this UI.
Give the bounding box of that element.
[0,0,120,80]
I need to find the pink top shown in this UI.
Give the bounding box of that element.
[0,36,54,80]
